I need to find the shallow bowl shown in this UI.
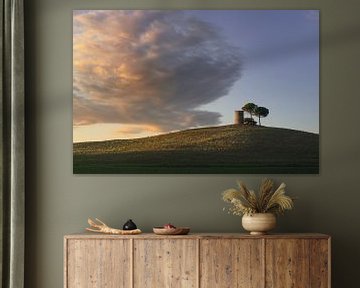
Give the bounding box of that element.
[153,227,190,235]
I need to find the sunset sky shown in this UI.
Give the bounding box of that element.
[73,10,319,143]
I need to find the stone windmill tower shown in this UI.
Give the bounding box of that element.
[234,110,244,125]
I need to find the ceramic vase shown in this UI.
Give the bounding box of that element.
[242,213,276,235]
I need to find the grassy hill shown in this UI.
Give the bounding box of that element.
[73,125,319,174]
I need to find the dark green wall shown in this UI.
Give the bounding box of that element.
[25,0,360,287]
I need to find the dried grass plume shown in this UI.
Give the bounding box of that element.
[222,179,294,216]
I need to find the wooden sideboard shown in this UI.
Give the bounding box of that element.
[64,233,330,288]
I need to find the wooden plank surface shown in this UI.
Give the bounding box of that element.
[133,239,197,288]
[66,239,131,288]
[65,233,330,240]
[64,234,331,288]
[265,239,310,288]
[200,239,264,288]
[310,239,330,288]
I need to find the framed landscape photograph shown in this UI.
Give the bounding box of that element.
[73,10,319,174]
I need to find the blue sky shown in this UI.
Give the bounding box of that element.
[190,10,319,133]
[73,10,319,142]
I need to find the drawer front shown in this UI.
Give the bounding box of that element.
[65,239,131,288]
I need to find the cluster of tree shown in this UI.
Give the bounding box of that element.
[242,103,269,126]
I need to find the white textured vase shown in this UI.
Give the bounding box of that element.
[242,213,276,235]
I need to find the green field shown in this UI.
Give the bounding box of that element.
[73,125,319,174]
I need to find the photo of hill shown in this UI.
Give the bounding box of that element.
[73,10,319,174]
[74,125,318,174]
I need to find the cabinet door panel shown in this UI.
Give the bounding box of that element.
[200,239,264,288]
[134,239,198,288]
[66,239,131,288]
[265,239,310,288]
[310,239,330,288]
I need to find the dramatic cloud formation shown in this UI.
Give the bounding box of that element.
[73,10,242,135]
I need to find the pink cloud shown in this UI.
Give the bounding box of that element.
[73,10,242,133]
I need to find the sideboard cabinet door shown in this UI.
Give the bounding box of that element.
[200,239,264,288]
[265,239,329,288]
[66,239,131,288]
[134,239,198,288]
[309,239,330,288]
